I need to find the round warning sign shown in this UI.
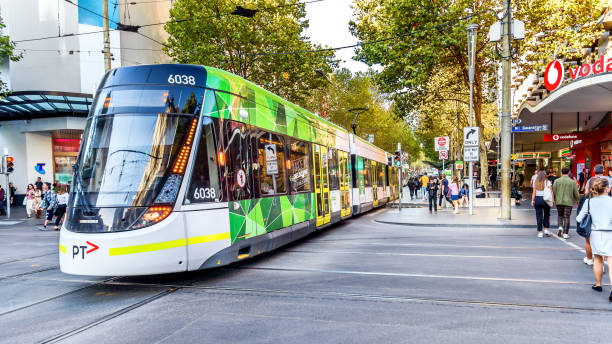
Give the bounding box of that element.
[236,169,246,188]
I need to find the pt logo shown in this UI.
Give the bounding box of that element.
[34,163,46,174]
[72,241,100,259]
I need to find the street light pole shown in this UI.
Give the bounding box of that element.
[467,24,478,216]
[500,0,512,219]
[348,107,369,135]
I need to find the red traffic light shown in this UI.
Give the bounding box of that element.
[6,156,13,163]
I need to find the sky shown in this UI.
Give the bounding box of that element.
[304,0,371,73]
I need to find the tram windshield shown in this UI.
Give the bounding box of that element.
[71,85,204,208]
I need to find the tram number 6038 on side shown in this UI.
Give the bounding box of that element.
[168,74,196,85]
[193,187,216,200]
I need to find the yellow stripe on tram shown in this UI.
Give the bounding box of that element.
[59,244,66,254]
[109,239,187,256]
[108,232,231,256]
[188,232,230,245]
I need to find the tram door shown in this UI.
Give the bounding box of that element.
[313,144,330,226]
[372,161,379,207]
[339,151,351,217]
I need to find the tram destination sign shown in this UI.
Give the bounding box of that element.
[512,124,549,133]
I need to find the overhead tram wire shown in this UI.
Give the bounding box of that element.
[62,0,169,48]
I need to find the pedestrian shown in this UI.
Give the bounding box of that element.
[518,172,525,189]
[530,168,540,189]
[511,182,522,206]
[449,177,460,214]
[578,171,586,193]
[421,174,429,199]
[489,173,496,190]
[584,164,612,196]
[408,178,415,200]
[33,185,42,218]
[460,182,469,207]
[552,167,580,239]
[439,175,449,208]
[37,182,57,231]
[0,185,5,216]
[531,171,554,238]
[8,182,16,206]
[426,176,439,214]
[576,178,612,301]
[35,177,43,191]
[53,184,68,231]
[25,184,35,218]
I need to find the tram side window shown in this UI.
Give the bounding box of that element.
[184,116,222,204]
[225,121,252,201]
[256,132,286,195]
[289,139,312,193]
[377,163,384,187]
[328,148,339,190]
[363,158,371,187]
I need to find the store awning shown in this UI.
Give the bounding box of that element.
[515,72,612,152]
[0,91,93,121]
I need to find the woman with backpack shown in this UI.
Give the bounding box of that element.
[576,177,612,301]
[531,171,554,238]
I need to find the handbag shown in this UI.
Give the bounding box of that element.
[577,196,592,238]
[543,185,554,207]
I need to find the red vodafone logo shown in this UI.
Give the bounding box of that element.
[552,134,559,141]
[544,60,564,92]
[437,137,447,146]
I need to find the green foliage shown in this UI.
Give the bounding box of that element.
[0,18,21,93]
[164,0,337,104]
[514,0,603,76]
[302,68,421,158]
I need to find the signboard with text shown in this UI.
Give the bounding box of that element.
[543,133,581,142]
[512,125,549,132]
[464,146,479,162]
[463,127,479,146]
[434,136,449,151]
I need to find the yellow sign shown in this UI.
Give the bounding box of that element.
[511,154,517,160]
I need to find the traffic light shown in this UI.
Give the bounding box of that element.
[394,150,401,167]
[6,156,13,173]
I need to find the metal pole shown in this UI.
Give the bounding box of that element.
[467,24,477,216]
[5,174,9,218]
[500,0,512,219]
[102,0,111,72]
[398,142,402,212]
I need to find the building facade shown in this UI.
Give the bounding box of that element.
[0,0,170,195]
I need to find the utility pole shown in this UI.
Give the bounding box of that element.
[397,142,402,212]
[102,0,111,72]
[500,0,512,219]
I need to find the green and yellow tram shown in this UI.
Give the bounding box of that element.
[59,64,399,276]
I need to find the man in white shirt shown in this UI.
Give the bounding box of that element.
[584,164,612,193]
[530,169,539,188]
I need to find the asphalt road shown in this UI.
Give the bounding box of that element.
[1,207,611,344]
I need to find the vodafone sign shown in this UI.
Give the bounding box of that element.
[543,133,581,142]
[544,56,612,92]
[544,60,564,91]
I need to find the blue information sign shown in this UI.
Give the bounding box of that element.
[512,125,549,132]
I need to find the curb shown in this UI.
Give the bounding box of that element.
[374,219,577,229]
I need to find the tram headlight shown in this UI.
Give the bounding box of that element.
[132,206,172,230]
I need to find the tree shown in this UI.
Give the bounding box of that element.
[164,0,337,105]
[303,68,421,158]
[514,0,603,76]
[350,0,499,186]
[0,18,21,93]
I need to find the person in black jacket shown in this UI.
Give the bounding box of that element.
[407,178,415,200]
[426,176,439,214]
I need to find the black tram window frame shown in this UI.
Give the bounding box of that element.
[288,137,313,194]
[252,129,288,197]
[351,155,358,188]
[328,147,340,191]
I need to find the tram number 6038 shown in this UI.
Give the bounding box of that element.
[168,74,195,85]
[194,187,215,200]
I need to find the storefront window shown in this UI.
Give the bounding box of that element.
[53,133,82,185]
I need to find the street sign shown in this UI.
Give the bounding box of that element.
[511,154,517,160]
[511,118,522,125]
[512,124,549,132]
[455,160,464,169]
[464,146,479,162]
[463,127,479,146]
[439,150,448,160]
[434,136,449,151]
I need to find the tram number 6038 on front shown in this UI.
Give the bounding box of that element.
[193,187,216,200]
[168,74,196,85]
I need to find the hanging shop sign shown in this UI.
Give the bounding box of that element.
[543,133,582,142]
[559,147,571,157]
[601,141,612,155]
[512,124,549,132]
[517,152,551,159]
